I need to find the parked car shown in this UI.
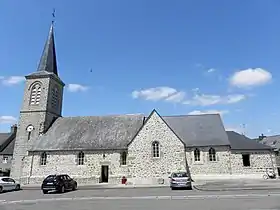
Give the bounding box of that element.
[0,177,21,193]
[41,174,77,194]
[169,172,192,190]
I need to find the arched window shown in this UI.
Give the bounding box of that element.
[51,87,59,109]
[30,83,41,105]
[40,152,47,165]
[209,148,216,162]
[120,151,127,165]
[78,151,85,165]
[152,141,160,158]
[194,148,200,162]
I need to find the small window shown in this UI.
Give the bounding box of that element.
[242,154,250,167]
[40,152,47,165]
[3,156,8,164]
[78,151,85,165]
[120,151,127,165]
[209,148,216,162]
[30,83,41,105]
[152,141,160,158]
[194,148,200,161]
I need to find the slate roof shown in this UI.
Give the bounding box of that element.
[163,114,230,147]
[259,135,280,151]
[36,23,58,75]
[226,131,272,151]
[0,138,15,155]
[0,133,16,155]
[30,114,145,151]
[0,133,10,146]
[30,111,273,152]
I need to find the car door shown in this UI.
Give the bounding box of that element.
[61,175,69,189]
[66,175,73,189]
[0,178,10,191]
[7,178,16,190]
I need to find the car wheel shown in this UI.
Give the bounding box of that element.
[43,190,48,194]
[0,186,3,193]
[72,183,77,191]
[15,184,20,191]
[60,185,65,193]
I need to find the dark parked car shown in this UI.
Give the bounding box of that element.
[41,174,77,194]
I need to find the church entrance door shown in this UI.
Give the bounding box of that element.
[101,165,109,183]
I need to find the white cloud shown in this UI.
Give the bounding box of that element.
[183,93,246,106]
[229,68,272,88]
[132,86,246,106]
[188,110,228,116]
[0,116,17,124]
[207,68,216,73]
[67,84,89,92]
[132,87,185,103]
[1,76,25,86]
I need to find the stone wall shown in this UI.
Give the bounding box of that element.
[127,111,186,185]
[186,146,231,178]
[230,150,276,175]
[21,150,128,185]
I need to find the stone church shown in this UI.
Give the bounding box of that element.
[10,23,276,185]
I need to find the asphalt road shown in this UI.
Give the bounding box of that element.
[1,188,280,210]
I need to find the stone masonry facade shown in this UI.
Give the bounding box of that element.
[19,110,276,185]
[11,75,64,181]
[127,111,187,185]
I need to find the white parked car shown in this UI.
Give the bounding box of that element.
[0,177,21,193]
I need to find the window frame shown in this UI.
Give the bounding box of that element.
[120,151,127,165]
[78,151,85,165]
[152,141,160,158]
[194,148,201,162]
[208,148,216,162]
[30,83,42,105]
[40,152,47,166]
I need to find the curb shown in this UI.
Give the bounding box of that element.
[21,185,169,191]
[193,185,280,191]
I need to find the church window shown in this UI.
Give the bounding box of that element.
[208,148,216,161]
[78,151,85,165]
[120,151,127,165]
[40,152,47,165]
[152,141,160,158]
[30,83,41,105]
[194,148,200,161]
[51,87,59,109]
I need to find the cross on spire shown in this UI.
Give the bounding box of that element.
[52,8,56,24]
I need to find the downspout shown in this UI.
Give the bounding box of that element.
[28,153,34,184]
[228,146,232,175]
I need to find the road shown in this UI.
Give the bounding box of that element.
[1,188,280,210]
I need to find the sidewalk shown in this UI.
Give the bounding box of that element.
[193,179,280,191]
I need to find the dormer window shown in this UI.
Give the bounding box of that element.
[30,83,41,105]
[51,87,59,109]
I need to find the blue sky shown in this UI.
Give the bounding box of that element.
[0,0,280,137]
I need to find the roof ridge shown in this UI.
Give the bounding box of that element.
[62,114,145,119]
[162,113,220,117]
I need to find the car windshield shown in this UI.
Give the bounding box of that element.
[173,172,188,178]
[44,175,56,181]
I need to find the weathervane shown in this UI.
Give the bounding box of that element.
[52,8,56,24]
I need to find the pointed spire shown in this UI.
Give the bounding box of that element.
[36,22,58,75]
